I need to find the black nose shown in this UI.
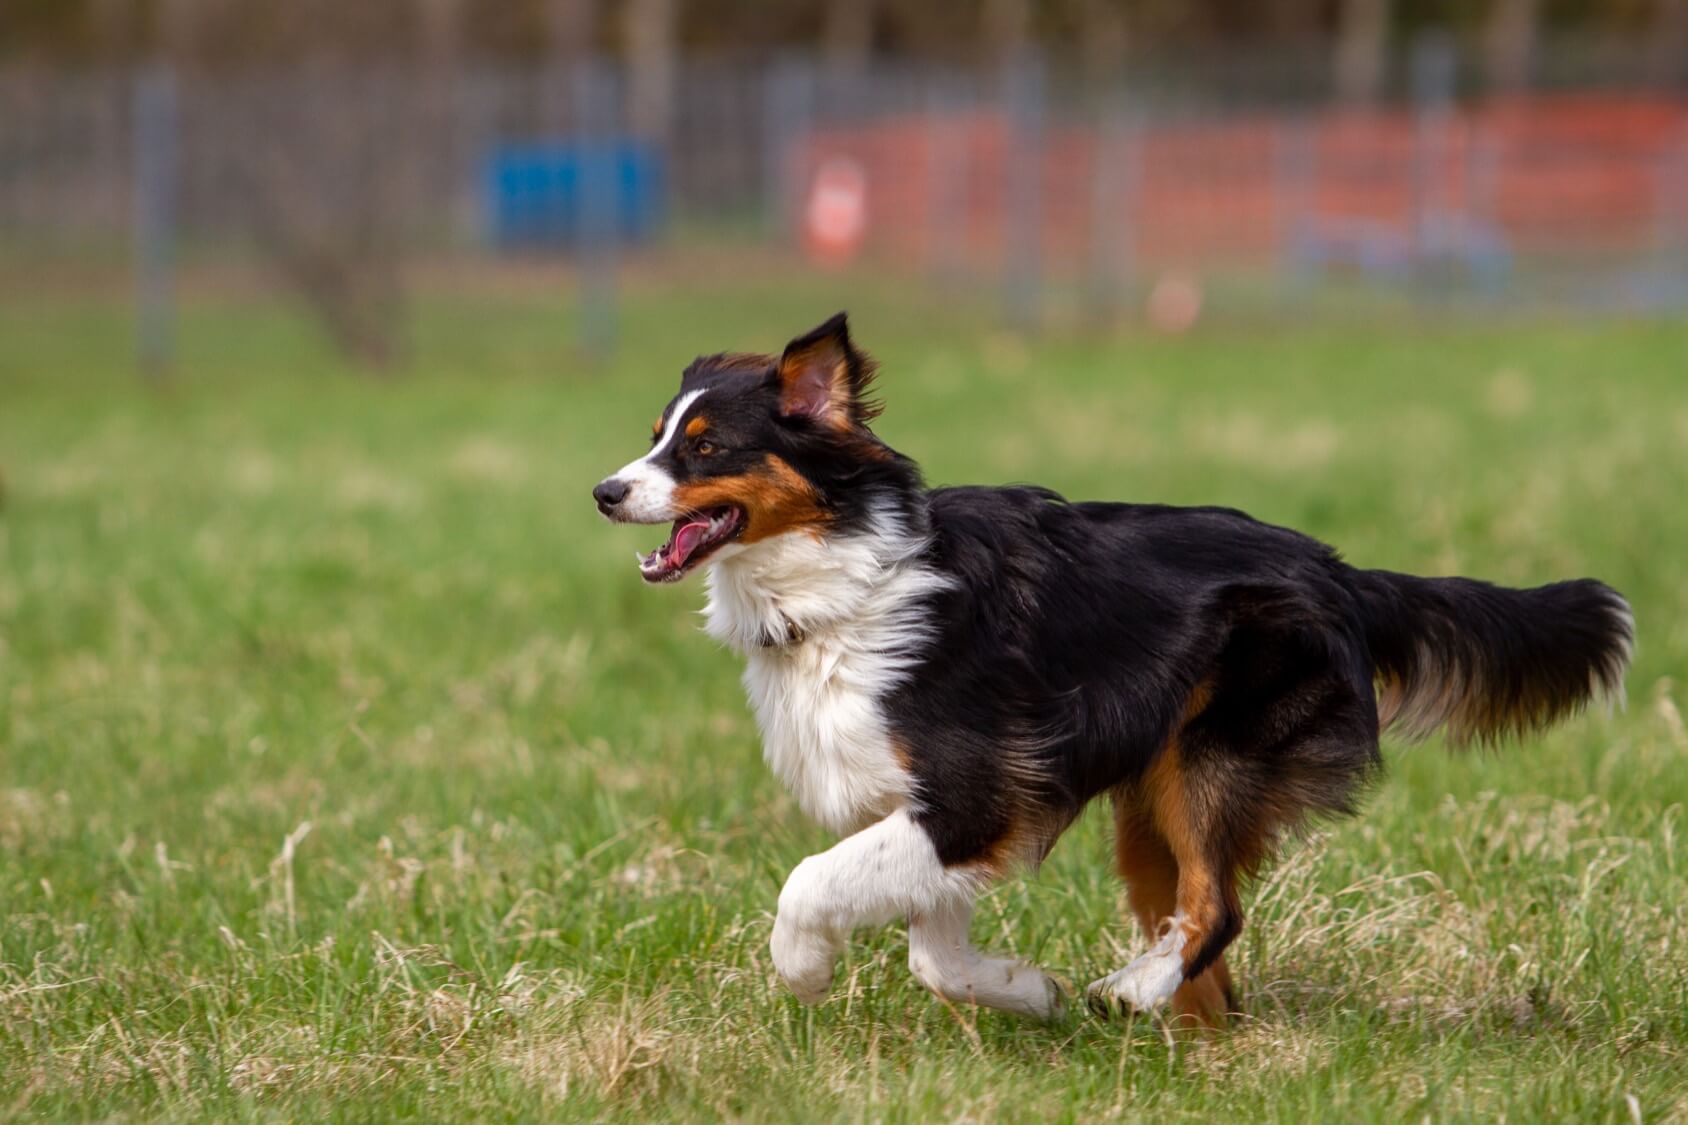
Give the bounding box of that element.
[593,478,629,514]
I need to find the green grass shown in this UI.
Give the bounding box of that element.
[2,280,1686,1120]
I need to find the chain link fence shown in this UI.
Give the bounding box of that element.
[2,42,1684,366]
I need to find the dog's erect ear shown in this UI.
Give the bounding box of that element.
[776,312,880,428]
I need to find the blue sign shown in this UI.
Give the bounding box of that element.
[484,142,664,249]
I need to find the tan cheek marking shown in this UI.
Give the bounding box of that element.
[738,456,831,544]
[669,455,830,545]
[685,416,708,438]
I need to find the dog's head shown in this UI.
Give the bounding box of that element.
[594,313,908,583]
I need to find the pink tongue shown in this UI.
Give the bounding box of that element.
[668,520,710,566]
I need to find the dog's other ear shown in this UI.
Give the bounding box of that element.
[776,312,881,428]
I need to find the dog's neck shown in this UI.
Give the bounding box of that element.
[702,503,946,655]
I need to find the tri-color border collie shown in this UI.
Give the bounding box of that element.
[592,314,1633,1027]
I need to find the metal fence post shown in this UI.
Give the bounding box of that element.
[1411,33,1457,297]
[575,57,618,362]
[133,65,177,378]
[1087,96,1139,323]
[1653,125,1688,278]
[763,55,815,246]
[924,71,969,285]
[1275,118,1317,290]
[1002,49,1045,332]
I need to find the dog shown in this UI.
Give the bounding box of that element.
[592,313,1633,1027]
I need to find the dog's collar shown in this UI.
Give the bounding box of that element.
[758,614,807,649]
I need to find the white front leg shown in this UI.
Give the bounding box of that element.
[769,809,982,1004]
[908,898,1066,1020]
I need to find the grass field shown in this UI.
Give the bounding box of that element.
[2,281,1685,1120]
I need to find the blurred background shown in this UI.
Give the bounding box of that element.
[2,0,1685,370]
[4,7,1688,1116]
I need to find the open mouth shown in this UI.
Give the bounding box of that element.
[638,506,745,583]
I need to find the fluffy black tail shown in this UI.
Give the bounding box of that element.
[1351,570,1633,745]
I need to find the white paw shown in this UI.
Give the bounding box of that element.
[770,915,838,1005]
[1085,949,1185,1018]
[996,963,1068,1021]
[1039,973,1069,1022]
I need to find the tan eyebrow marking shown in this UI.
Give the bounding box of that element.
[685,416,708,438]
[652,416,664,437]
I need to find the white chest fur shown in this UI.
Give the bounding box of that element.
[739,641,909,834]
[702,517,949,836]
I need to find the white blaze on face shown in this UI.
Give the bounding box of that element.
[607,388,705,523]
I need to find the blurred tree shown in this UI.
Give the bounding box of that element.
[418,0,466,67]
[1335,0,1391,103]
[157,0,199,59]
[1649,0,1687,84]
[233,81,413,372]
[981,0,1030,60]
[545,0,598,60]
[89,0,139,61]
[188,0,417,369]
[823,0,875,75]
[1485,0,1538,90]
[1,0,1680,65]
[623,0,675,140]
[1075,0,1129,86]
[1259,0,1325,41]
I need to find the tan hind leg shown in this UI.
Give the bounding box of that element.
[1090,786,1237,1028]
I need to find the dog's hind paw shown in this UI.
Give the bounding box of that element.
[1084,949,1185,1018]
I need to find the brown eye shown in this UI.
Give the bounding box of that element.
[695,440,717,456]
